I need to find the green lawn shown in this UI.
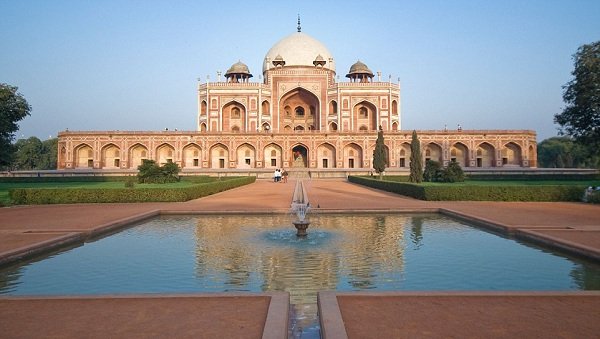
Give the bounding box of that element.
[0,181,201,205]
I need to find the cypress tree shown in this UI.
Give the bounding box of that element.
[373,127,387,179]
[409,130,423,183]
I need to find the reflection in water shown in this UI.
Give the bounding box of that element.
[193,214,407,305]
[410,216,424,249]
[2,213,600,338]
[570,263,600,290]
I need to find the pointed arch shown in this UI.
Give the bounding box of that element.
[279,87,320,132]
[317,142,336,168]
[392,100,398,115]
[156,143,176,165]
[502,142,522,166]
[291,143,309,168]
[424,142,443,164]
[353,100,377,131]
[261,100,270,116]
[329,121,338,131]
[264,143,283,168]
[450,142,469,167]
[129,143,149,169]
[399,142,411,168]
[182,143,202,168]
[476,142,495,167]
[101,143,121,168]
[209,143,229,169]
[74,143,94,168]
[343,142,363,168]
[236,143,256,169]
[222,100,247,132]
[329,100,338,115]
[200,100,207,116]
[199,122,208,132]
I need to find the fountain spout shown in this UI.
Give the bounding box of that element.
[290,180,311,236]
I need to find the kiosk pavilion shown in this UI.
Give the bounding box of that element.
[57,24,537,172]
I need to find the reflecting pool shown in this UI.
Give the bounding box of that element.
[1,213,599,338]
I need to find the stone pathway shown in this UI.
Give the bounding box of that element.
[1,178,599,338]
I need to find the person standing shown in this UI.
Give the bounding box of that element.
[273,169,279,183]
[282,169,288,183]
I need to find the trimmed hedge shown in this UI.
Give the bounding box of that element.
[0,176,133,183]
[467,173,600,181]
[0,175,218,184]
[348,176,586,201]
[9,176,255,204]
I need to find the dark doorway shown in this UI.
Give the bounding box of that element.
[292,145,308,167]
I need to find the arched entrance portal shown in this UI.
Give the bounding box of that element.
[280,88,320,132]
[291,145,308,168]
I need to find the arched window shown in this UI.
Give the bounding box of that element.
[285,106,291,116]
[359,107,368,118]
[232,126,240,132]
[271,150,277,157]
[295,106,305,117]
[232,107,241,118]
[359,125,368,131]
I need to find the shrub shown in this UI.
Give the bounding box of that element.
[137,159,180,184]
[423,160,443,182]
[440,160,465,183]
[9,176,256,204]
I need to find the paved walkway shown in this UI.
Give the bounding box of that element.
[1,178,599,338]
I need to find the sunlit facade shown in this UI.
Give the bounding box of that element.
[57,26,536,171]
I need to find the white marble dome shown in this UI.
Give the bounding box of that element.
[263,32,335,73]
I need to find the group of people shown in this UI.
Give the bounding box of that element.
[273,168,288,183]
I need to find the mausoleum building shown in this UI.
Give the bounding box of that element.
[57,25,537,171]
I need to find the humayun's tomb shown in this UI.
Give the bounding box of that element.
[57,22,537,173]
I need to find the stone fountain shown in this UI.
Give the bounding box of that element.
[290,180,310,236]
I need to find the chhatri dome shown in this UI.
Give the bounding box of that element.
[263,20,335,73]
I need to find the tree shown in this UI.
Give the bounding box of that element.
[409,130,423,183]
[537,137,598,168]
[372,127,387,179]
[0,83,31,169]
[554,41,600,154]
[13,137,43,170]
[39,138,58,169]
[12,137,58,170]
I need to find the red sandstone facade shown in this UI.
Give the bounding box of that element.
[57,29,536,170]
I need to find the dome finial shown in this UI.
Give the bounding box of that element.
[297,14,301,32]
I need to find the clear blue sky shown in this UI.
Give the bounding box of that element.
[2,0,599,141]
